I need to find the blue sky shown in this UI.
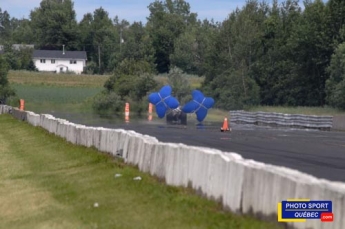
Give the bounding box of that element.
[2,0,283,23]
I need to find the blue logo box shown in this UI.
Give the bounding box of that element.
[282,201,332,219]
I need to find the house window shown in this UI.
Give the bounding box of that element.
[70,60,77,64]
[40,59,46,63]
[51,59,55,64]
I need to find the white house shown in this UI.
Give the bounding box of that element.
[32,50,87,74]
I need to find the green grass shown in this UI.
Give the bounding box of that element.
[247,106,345,116]
[8,70,109,87]
[11,84,102,113]
[8,71,106,113]
[0,115,284,229]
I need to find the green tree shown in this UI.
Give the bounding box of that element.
[0,56,15,104]
[104,59,155,95]
[27,60,38,71]
[95,59,157,114]
[11,19,35,44]
[167,67,191,104]
[133,74,158,101]
[171,19,217,76]
[30,0,79,50]
[202,0,266,109]
[0,8,12,42]
[252,0,302,106]
[326,0,345,47]
[109,21,156,72]
[326,42,345,109]
[79,8,122,74]
[78,13,94,54]
[90,8,116,73]
[209,68,260,110]
[146,0,197,73]
[286,0,331,106]
[92,91,123,115]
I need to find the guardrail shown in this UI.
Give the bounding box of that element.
[1,105,344,229]
[229,110,333,130]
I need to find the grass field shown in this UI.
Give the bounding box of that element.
[7,70,209,117]
[0,115,284,229]
[7,70,345,118]
[8,71,105,113]
[8,70,204,89]
[11,84,101,113]
[8,70,109,87]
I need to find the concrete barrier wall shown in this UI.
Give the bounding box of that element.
[230,110,334,130]
[332,115,345,131]
[0,105,12,115]
[11,108,27,121]
[1,105,344,229]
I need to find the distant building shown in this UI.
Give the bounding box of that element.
[12,44,35,51]
[0,44,35,51]
[32,50,87,74]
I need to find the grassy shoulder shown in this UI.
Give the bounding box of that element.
[0,114,284,229]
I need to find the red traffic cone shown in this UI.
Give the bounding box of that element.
[220,117,230,132]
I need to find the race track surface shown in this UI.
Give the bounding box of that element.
[50,112,345,183]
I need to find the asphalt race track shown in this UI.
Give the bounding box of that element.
[49,111,345,183]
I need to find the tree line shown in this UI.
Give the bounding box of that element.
[1,0,345,111]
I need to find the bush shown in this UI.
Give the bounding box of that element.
[167,67,192,104]
[92,91,124,115]
[203,69,260,110]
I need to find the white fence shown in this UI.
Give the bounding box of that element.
[230,110,333,130]
[1,105,344,229]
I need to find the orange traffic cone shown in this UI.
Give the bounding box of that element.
[220,117,230,132]
[125,103,130,123]
[125,103,130,116]
[19,99,25,111]
[148,103,153,114]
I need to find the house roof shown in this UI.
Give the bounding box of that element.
[32,50,87,60]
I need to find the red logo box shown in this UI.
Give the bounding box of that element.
[320,213,333,222]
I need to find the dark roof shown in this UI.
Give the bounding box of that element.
[32,50,87,60]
